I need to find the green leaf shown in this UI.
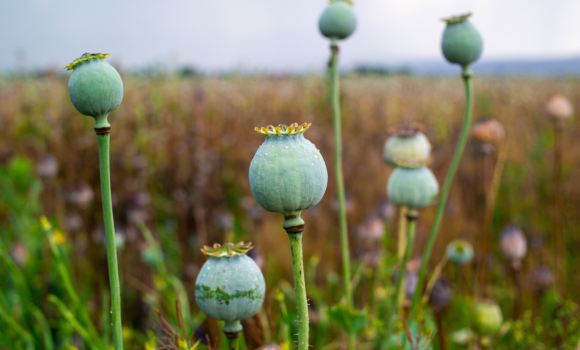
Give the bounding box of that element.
[326,304,368,336]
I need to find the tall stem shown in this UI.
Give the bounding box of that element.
[329,39,353,309]
[97,131,124,350]
[409,66,474,319]
[554,120,565,296]
[386,210,417,338]
[288,232,309,350]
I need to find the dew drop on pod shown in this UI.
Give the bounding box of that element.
[318,0,357,40]
[195,242,265,339]
[384,123,431,168]
[473,300,504,336]
[66,53,123,129]
[445,239,474,265]
[441,13,483,68]
[249,122,327,349]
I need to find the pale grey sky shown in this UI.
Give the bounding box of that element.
[1,0,579,72]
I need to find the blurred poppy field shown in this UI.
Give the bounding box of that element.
[1,73,580,349]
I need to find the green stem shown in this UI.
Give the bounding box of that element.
[386,210,417,338]
[288,233,309,350]
[97,133,124,350]
[330,40,353,309]
[409,66,474,320]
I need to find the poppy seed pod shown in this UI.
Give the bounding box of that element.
[249,123,328,229]
[318,0,357,40]
[545,94,574,120]
[195,242,265,338]
[441,13,483,68]
[387,167,439,208]
[473,300,504,336]
[470,118,505,144]
[531,265,554,293]
[446,239,474,265]
[499,226,527,262]
[66,53,124,129]
[384,124,431,168]
[429,277,453,309]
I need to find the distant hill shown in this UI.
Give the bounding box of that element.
[355,57,580,77]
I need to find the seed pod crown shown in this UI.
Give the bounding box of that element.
[249,123,328,218]
[66,53,124,129]
[441,13,483,67]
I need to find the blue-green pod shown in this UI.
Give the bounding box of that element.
[441,14,483,67]
[446,239,474,265]
[473,300,504,336]
[387,167,439,208]
[249,123,328,228]
[195,242,265,337]
[318,0,357,40]
[66,53,124,128]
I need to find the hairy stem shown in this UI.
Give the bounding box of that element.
[97,133,124,350]
[330,40,353,309]
[409,66,474,319]
[288,233,309,350]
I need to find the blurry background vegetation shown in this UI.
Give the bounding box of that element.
[1,72,580,349]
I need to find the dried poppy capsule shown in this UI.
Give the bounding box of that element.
[531,265,554,293]
[384,123,431,168]
[499,225,527,263]
[249,123,327,229]
[429,277,453,309]
[446,239,474,265]
[545,94,574,120]
[441,13,483,68]
[470,117,505,144]
[318,0,357,40]
[473,300,504,336]
[387,166,439,208]
[195,242,265,338]
[66,53,123,129]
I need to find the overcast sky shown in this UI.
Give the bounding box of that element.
[1,0,580,72]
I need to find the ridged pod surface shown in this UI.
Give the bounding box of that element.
[249,123,328,218]
[473,301,504,336]
[67,53,123,128]
[387,167,439,208]
[318,0,357,40]
[384,132,431,167]
[441,14,483,67]
[195,243,265,335]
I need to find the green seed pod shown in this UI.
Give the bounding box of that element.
[446,239,474,265]
[249,123,328,229]
[66,53,124,129]
[473,300,504,336]
[384,124,431,168]
[441,13,483,67]
[387,167,439,208]
[318,0,357,40]
[195,242,265,338]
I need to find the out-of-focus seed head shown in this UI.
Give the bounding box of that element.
[470,117,505,144]
[387,166,439,208]
[257,343,282,350]
[441,13,483,67]
[545,94,573,120]
[473,300,504,336]
[318,0,357,40]
[65,182,94,207]
[446,239,474,265]
[36,154,59,179]
[531,265,554,293]
[356,213,385,243]
[429,277,453,310]
[375,199,396,221]
[499,225,527,263]
[384,123,431,167]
